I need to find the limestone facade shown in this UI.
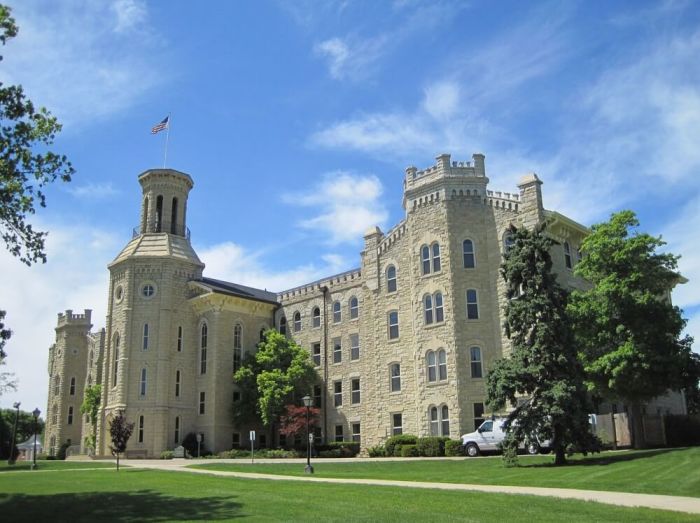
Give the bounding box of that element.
[45,153,687,457]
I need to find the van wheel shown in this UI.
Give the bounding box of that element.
[465,443,479,457]
[527,442,540,455]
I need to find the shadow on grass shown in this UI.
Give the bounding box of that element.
[0,490,242,521]
[522,448,681,468]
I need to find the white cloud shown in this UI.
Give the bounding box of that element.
[67,182,120,199]
[422,81,461,120]
[3,1,164,128]
[0,222,119,412]
[663,194,700,311]
[282,172,388,244]
[197,241,349,292]
[314,35,387,81]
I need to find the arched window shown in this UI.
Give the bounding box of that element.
[171,197,178,234]
[429,406,439,435]
[470,346,483,378]
[69,377,76,396]
[438,349,447,380]
[54,375,60,395]
[424,295,433,325]
[312,307,321,328]
[140,368,147,396]
[138,415,145,443]
[463,239,475,268]
[174,416,181,444]
[200,322,208,374]
[429,405,449,436]
[67,406,74,425]
[142,196,149,232]
[466,289,479,319]
[441,405,450,436]
[386,265,397,293]
[333,301,341,323]
[259,328,266,343]
[293,311,302,331]
[427,351,437,382]
[564,241,572,269]
[390,363,401,392]
[155,195,163,232]
[279,316,287,335]
[112,333,120,387]
[349,297,359,319]
[503,231,515,254]
[233,324,242,372]
[388,311,399,339]
[175,370,181,397]
[52,404,58,424]
[434,292,444,323]
[421,245,431,275]
[432,243,441,272]
[142,323,149,351]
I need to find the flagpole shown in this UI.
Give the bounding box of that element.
[163,113,171,168]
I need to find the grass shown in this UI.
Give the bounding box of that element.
[0,460,115,472]
[0,467,696,522]
[192,447,700,498]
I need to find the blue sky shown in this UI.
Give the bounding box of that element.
[2,0,699,411]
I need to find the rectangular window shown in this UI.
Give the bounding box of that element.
[392,413,402,435]
[388,311,399,339]
[466,289,479,319]
[438,350,447,381]
[138,415,144,443]
[199,391,206,415]
[352,423,361,443]
[333,302,341,323]
[351,378,360,404]
[177,326,183,352]
[69,377,76,395]
[175,370,181,397]
[313,385,322,408]
[470,347,483,378]
[391,363,401,392]
[67,406,74,425]
[140,368,147,397]
[334,381,342,407]
[474,402,485,431]
[143,323,149,350]
[350,334,360,360]
[233,347,242,373]
[335,424,343,442]
[312,343,321,366]
[333,338,342,364]
[432,243,441,272]
[232,433,240,448]
[174,416,180,444]
[200,346,207,374]
[233,390,241,403]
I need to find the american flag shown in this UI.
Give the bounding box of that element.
[151,116,169,134]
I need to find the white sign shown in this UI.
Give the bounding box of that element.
[249,430,256,441]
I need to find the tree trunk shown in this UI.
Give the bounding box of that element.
[554,446,566,465]
[629,402,646,449]
[116,452,120,471]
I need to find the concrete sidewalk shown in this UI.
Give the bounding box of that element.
[127,458,700,515]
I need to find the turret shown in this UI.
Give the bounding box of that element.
[138,169,193,237]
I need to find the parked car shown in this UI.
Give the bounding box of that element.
[460,418,550,457]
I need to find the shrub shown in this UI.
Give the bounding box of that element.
[399,444,418,457]
[444,439,463,457]
[160,450,174,460]
[315,441,360,458]
[182,432,205,457]
[367,445,386,458]
[665,415,700,447]
[415,436,448,457]
[500,437,519,468]
[319,448,342,458]
[57,442,70,460]
[384,434,417,457]
[218,449,251,459]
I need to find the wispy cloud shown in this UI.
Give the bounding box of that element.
[67,182,120,199]
[282,171,388,245]
[314,35,387,81]
[3,1,165,129]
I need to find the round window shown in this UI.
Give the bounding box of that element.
[142,284,155,298]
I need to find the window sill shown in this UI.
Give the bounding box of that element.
[388,337,401,343]
[424,321,445,330]
[420,271,442,279]
[425,380,448,387]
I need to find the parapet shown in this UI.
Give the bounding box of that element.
[404,153,487,189]
[56,309,93,329]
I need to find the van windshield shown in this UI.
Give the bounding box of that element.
[480,421,493,432]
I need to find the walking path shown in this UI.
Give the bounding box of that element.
[126,458,700,515]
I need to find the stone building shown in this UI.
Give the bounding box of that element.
[43,153,687,457]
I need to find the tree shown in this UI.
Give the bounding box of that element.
[279,403,320,444]
[487,224,597,465]
[80,384,101,453]
[108,411,134,471]
[0,407,44,459]
[0,4,75,359]
[568,210,696,446]
[233,329,317,439]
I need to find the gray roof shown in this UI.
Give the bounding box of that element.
[194,277,279,305]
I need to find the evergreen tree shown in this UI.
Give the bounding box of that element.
[233,329,317,440]
[487,224,597,465]
[569,210,696,444]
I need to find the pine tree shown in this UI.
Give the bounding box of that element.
[487,224,597,465]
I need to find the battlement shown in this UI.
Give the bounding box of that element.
[278,268,362,301]
[378,220,407,254]
[404,153,486,189]
[56,309,92,328]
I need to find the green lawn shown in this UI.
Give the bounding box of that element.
[193,447,700,498]
[0,467,696,522]
[0,460,115,472]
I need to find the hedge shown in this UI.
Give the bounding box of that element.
[385,434,417,456]
[444,439,463,456]
[415,436,449,457]
[399,444,418,457]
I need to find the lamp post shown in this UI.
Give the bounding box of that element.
[32,408,41,470]
[7,401,20,465]
[302,395,314,474]
[196,433,202,458]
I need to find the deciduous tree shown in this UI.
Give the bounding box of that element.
[487,224,597,465]
[80,384,101,453]
[109,411,134,471]
[279,403,320,442]
[569,210,696,445]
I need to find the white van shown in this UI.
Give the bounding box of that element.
[460,418,548,457]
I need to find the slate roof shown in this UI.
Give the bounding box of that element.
[192,277,279,305]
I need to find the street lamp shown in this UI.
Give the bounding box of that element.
[196,433,202,458]
[32,408,41,470]
[7,401,20,465]
[302,395,314,474]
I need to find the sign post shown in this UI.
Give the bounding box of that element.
[249,430,256,464]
